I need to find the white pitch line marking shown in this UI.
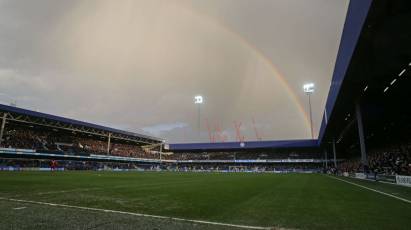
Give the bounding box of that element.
[13,206,26,210]
[37,188,101,195]
[0,197,272,230]
[328,176,411,204]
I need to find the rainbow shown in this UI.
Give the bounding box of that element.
[180,4,312,134]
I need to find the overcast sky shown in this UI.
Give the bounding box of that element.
[0,0,349,143]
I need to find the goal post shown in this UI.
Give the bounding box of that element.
[228,166,248,172]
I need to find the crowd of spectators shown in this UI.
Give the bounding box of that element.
[0,127,323,172]
[110,143,158,159]
[1,129,45,150]
[0,127,158,159]
[338,144,411,176]
[1,127,322,163]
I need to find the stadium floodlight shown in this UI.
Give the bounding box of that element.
[194,95,203,136]
[303,83,315,94]
[398,69,406,77]
[194,95,203,104]
[303,83,315,139]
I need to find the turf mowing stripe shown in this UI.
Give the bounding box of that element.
[0,197,273,230]
[328,176,411,204]
[27,179,200,197]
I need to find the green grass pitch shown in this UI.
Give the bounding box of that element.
[0,171,410,229]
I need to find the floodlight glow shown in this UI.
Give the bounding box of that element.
[398,69,406,77]
[194,95,203,104]
[303,83,315,93]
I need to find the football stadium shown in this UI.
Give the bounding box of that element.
[0,0,411,229]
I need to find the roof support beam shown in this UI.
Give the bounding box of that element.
[355,101,368,168]
[107,133,111,155]
[0,113,7,147]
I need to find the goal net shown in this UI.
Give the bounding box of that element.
[228,166,248,172]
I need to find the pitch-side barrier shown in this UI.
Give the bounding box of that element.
[341,172,411,187]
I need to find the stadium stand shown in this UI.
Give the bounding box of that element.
[0,103,165,167]
[0,103,325,172]
[0,124,155,158]
[316,0,411,183]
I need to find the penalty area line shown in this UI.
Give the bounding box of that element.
[328,176,411,204]
[0,197,272,230]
